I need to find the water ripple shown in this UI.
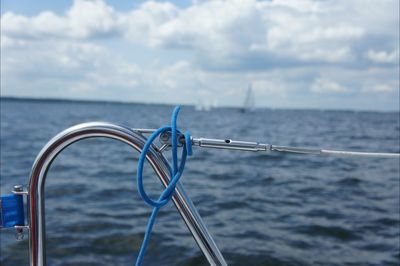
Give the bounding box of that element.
[1,99,399,266]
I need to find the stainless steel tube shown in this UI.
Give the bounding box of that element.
[28,122,226,266]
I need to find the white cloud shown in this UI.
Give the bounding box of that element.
[370,84,395,93]
[1,38,142,100]
[1,0,399,110]
[366,50,399,64]
[2,0,398,68]
[1,0,120,40]
[144,0,368,66]
[124,1,179,46]
[311,78,349,94]
[252,80,289,96]
[361,84,397,94]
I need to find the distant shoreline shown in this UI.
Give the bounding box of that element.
[1,96,399,113]
[0,96,174,107]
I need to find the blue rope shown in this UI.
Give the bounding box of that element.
[135,106,192,265]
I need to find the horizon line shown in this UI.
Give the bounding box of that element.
[0,95,399,113]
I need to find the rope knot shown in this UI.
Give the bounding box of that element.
[135,106,192,265]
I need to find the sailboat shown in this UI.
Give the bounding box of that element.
[195,99,218,112]
[195,101,212,112]
[240,83,255,113]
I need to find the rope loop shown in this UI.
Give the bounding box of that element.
[135,106,192,265]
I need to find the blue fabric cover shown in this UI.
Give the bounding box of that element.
[0,194,24,228]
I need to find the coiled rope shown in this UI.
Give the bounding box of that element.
[135,106,192,266]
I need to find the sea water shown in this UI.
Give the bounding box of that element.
[1,98,399,265]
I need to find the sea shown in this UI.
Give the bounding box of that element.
[1,98,399,266]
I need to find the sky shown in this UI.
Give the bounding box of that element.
[1,0,399,110]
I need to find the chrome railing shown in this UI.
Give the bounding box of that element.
[27,122,227,266]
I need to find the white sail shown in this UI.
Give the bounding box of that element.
[241,84,255,112]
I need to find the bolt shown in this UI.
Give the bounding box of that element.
[13,185,23,192]
[160,132,170,141]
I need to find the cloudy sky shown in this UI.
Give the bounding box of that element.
[1,0,399,110]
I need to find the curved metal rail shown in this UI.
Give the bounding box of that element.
[28,122,226,266]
